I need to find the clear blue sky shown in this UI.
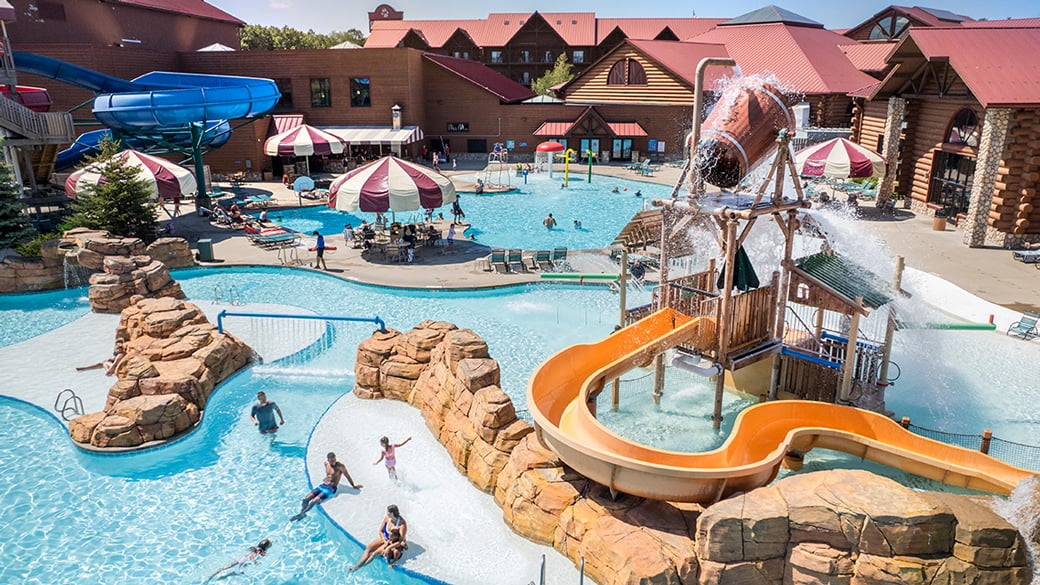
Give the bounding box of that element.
[207,0,1039,36]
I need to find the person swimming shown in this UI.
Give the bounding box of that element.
[205,539,272,582]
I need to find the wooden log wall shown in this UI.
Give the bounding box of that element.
[808,94,855,129]
[565,47,696,105]
[900,99,977,206]
[855,100,888,160]
[993,108,1040,235]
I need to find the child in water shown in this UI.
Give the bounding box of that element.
[374,436,412,480]
[205,539,272,582]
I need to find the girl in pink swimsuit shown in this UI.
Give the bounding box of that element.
[374,436,412,480]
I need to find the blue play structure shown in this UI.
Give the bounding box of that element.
[13,52,279,188]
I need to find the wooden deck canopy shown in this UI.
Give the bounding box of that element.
[785,252,893,316]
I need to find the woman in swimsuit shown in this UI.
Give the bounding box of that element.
[373,436,411,480]
[205,539,271,582]
[349,505,408,572]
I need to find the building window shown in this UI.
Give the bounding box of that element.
[946,108,979,148]
[573,50,584,64]
[929,151,975,216]
[490,51,504,64]
[274,78,293,109]
[452,51,470,59]
[521,71,530,85]
[519,50,531,64]
[310,78,331,107]
[607,59,647,86]
[544,50,553,63]
[350,78,370,108]
[868,15,911,41]
[447,122,469,132]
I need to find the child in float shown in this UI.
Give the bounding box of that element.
[374,436,412,481]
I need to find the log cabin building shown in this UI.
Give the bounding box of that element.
[850,21,1040,247]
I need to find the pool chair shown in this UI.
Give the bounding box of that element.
[1012,249,1040,264]
[1008,312,1039,340]
[551,247,570,271]
[507,249,526,272]
[487,249,509,273]
[530,250,553,271]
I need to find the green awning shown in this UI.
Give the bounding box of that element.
[718,246,760,292]
[794,252,892,309]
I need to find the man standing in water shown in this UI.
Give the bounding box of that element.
[250,392,284,434]
[291,452,363,521]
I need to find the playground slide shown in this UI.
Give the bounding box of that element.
[527,308,1033,503]
[13,52,277,169]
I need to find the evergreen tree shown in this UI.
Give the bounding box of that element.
[531,54,574,96]
[66,137,158,241]
[0,143,35,249]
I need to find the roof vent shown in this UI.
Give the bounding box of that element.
[557,20,562,24]
[504,20,509,25]
[572,20,577,24]
[519,20,525,25]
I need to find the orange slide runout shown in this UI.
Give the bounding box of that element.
[527,308,1033,502]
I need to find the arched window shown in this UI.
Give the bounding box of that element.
[607,60,627,85]
[946,108,980,148]
[627,60,647,85]
[606,58,647,86]
[868,15,911,41]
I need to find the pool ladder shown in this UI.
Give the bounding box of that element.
[530,555,587,585]
[213,285,244,306]
[54,389,84,422]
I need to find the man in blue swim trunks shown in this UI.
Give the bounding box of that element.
[291,452,363,521]
[250,392,284,434]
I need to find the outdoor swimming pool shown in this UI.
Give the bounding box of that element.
[271,172,661,251]
[0,286,90,347]
[3,263,1039,584]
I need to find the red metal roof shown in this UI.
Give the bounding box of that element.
[960,18,1040,28]
[606,122,647,136]
[368,20,485,48]
[533,121,575,136]
[898,6,972,27]
[109,0,243,25]
[423,53,535,103]
[839,42,895,72]
[627,40,734,89]
[689,23,879,94]
[904,27,1040,107]
[596,18,725,44]
[364,28,413,48]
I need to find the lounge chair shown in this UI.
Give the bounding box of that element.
[1012,249,1040,264]
[551,247,569,271]
[529,250,552,271]
[1008,311,1039,340]
[247,232,300,248]
[507,249,525,272]
[487,249,509,273]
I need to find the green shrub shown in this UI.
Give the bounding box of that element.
[14,231,60,257]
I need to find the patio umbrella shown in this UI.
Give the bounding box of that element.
[328,156,456,214]
[264,124,346,157]
[65,149,196,200]
[794,137,885,179]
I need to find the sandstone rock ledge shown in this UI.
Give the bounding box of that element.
[354,321,1031,585]
[69,297,252,449]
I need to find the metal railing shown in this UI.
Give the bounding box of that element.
[54,388,84,422]
[216,310,387,334]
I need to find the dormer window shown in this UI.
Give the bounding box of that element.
[607,58,647,86]
[946,108,979,148]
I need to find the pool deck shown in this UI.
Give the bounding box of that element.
[164,161,1040,313]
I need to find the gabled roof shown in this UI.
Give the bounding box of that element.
[883,27,1040,107]
[793,252,892,312]
[423,53,535,102]
[839,42,895,72]
[960,18,1040,28]
[596,18,725,44]
[368,20,485,48]
[689,23,878,94]
[539,13,597,46]
[107,0,243,25]
[627,40,734,88]
[721,5,823,29]
[843,6,974,40]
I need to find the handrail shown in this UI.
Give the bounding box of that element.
[53,388,84,422]
[0,94,75,142]
[216,310,387,334]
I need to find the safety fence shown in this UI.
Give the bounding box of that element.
[902,418,1040,472]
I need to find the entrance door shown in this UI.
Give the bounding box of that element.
[929,151,976,216]
[612,139,622,160]
[580,139,590,160]
[590,139,600,161]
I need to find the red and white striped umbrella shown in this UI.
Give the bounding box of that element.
[328,156,456,213]
[65,149,196,200]
[794,137,886,179]
[264,124,346,156]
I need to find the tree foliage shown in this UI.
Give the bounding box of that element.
[0,141,35,250]
[241,25,367,50]
[66,137,158,241]
[531,54,574,96]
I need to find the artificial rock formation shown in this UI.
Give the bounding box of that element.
[68,297,251,449]
[355,322,1033,585]
[0,229,193,304]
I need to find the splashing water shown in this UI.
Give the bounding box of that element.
[993,474,1040,583]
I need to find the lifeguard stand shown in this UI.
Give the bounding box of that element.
[483,146,512,188]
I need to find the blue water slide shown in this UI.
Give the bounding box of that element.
[53,122,232,172]
[13,52,279,130]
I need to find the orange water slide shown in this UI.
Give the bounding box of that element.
[527,308,1033,502]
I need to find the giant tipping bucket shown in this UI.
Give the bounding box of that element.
[694,79,797,189]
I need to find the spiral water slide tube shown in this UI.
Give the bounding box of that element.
[13,52,278,169]
[527,308,1033,502]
